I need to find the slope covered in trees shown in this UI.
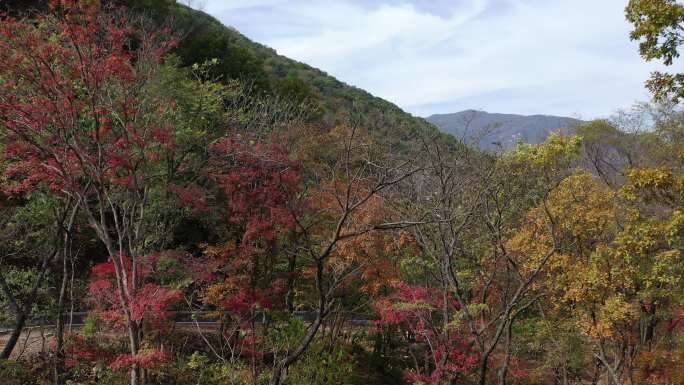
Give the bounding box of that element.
[3,0,442,148]
[0,1,682,385]
[148,0,442,148]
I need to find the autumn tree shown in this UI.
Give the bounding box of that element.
[0,3,195,384]
[626,0,684,103]
[506,110,683,384]
[194,133,302,382]
[258,123,420,385]
[374,282,478,384]
[402,132,584,385]
[507,172,621,383]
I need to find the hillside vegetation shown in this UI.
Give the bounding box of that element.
[166,1,442,147]
[0,2,682,385]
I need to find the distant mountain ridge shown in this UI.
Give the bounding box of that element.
[427,110,582,150]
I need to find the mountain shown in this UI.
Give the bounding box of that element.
[6,1,445,151]
[427,110,582,150]
[167,4,444,150]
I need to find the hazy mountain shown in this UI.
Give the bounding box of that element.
[427,110,582,150]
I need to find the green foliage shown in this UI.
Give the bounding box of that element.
[286,342,355,385]
[626,0,684,102]
[0,268,54,326]
[167,3,439,147]
[265,314,308,352]
[575,120,623,146]
[0,359,48,385]
[626,0,684,65]
[508,133,582,170]
[274,74,317,105]
[82,314,101,340]
[519,318,591,383]
[115,0,176,14]
[0,360,26,379]
[181,352,267,385]
[501,133,583,202]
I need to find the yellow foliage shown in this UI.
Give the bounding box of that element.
[505,133,582,176]
[621,167,682,201]
[507,171,616,277]
[202,281,234,307]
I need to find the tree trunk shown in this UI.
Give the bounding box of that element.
[127,320,142,385]
[497,320,513,385]
[285,254,297,314]
[590,359,601,385]
[55,203,77,384]
[478,357,489,385]
[0,312,27,359]
[54,249,69,385]
[86,208,142,385]
[0,247,58,360]
[641,302,656,346]
[269,308,324,385]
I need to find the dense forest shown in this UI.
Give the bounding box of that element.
[0,1,682,385]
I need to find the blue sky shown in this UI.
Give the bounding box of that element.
[193,0,679,119]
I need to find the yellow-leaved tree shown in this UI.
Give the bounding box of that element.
[507,145,683,384]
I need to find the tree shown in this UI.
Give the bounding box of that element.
[264,123,419,385]
[86,251,183,373]
[197,133,303,382]
[626,0,684,102]
[507,171,624,383]
[374,283,477,384]
[0,194,76,361]
[0,3,187,384]
[508,126,683,384]
[405,133,589,385]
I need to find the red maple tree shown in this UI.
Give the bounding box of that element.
[375,283,478,384]
[0,3,182,384]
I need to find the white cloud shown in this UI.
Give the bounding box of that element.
[195,0,677,119]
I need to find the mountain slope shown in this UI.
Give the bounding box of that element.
[7,1,444,149]
[169,4,443,149]
[427,110,581,150]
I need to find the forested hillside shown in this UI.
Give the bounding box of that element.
[3,0,441,147]
[168,2,440,145]
[0,1,682,385]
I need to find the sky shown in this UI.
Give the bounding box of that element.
[193,0,682,119]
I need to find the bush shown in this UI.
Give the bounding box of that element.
[285,342,355,385]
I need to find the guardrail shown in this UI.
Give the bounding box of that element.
[0,311,376,333]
